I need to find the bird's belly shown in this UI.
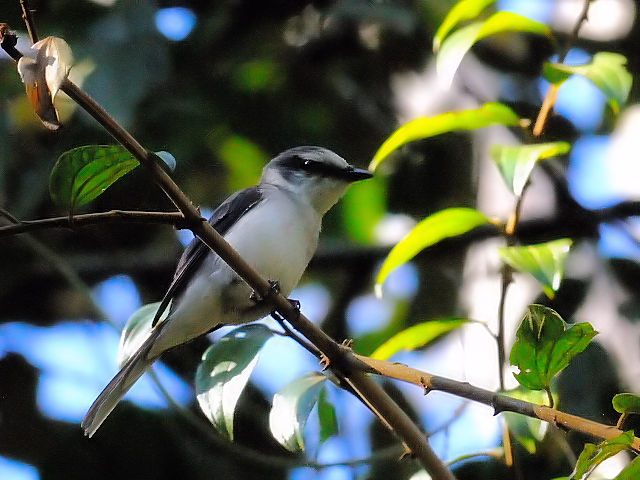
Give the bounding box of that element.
[152,197,319,355]
[225,204,318,296]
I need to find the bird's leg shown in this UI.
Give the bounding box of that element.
[320,338,353,370]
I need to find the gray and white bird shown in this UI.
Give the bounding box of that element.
[82,146,372,437]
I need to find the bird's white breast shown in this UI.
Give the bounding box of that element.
[151,188,321,354]
[224,189,321,296]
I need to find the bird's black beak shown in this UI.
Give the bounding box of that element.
[344,166,374,182]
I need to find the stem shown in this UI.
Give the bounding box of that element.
[545,387,554,409]
[496,266,512,391]
[20,0,38,43]
[532,0,592,136]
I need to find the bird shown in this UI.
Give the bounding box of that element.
[81,146,373,437]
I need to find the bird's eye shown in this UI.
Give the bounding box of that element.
[301,160,317,173]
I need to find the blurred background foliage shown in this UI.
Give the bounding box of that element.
[1,0,639,479]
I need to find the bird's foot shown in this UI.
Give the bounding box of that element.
[287,298,301,320]
[250,279,281,303]
[320,353,330,371]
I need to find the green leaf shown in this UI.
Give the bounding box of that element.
[118,302,168,368]
[543,52,632,113]
[49,145,140,209]
[614,455,640,480]
[437,12,550,88]
[341,175,386,244]
[195,324,273,440]
[613,393,640,415]
[433,0,497,52]
[570,431,634,480]
[269,372,327,452]
[499,239,573,298]
[371,318,469,360]
[370,102,519,170]
[317,388,338,444]
[490,142,571,196]
[510,304,597,391]
[503,388,551,453]
[376,208,491,292]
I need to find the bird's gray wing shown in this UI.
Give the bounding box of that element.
[151,186,263,327]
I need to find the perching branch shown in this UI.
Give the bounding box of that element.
[0,209,186,237]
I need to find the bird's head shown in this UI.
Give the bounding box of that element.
[261,146,373,215]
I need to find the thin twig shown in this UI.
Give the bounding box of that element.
[532,0,592,136]
[0,209,186,238]
[496,266,512,392]
[20,0,38,43]
[357,355,640,452]
[271,311,322,359]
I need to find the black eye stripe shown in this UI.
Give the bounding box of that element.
[278,155,348,179]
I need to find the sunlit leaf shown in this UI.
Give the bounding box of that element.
[503,388,551,453]
[437,12,550,89]
[376,208,490,293]
[490,142,571,196]
[612,393,640,415]
[499,239,573,298]
[195,325,273,440]
[570,431,633,480]
[510,304,597,392]
[354,300,411,357]
[370,103,519,170]
[543,53,632,113]
[371,318,469,360]
[17,36,74,130]
[317,388,338,444]
[433,0,497,52]
[117,302,168,368]
[342,175,386,243]
[614,455,640,480]
[49,145,140,209]
[269,372,327,452]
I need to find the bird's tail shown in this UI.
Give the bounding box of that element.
[81,327,162,438]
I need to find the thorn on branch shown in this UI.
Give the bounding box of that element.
[398,445,414,461]
[420,377,432,396]
[341,338,354,349]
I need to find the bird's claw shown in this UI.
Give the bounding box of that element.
[251,280,281,304]
[320,353,330,371]
[268,279,281,296]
